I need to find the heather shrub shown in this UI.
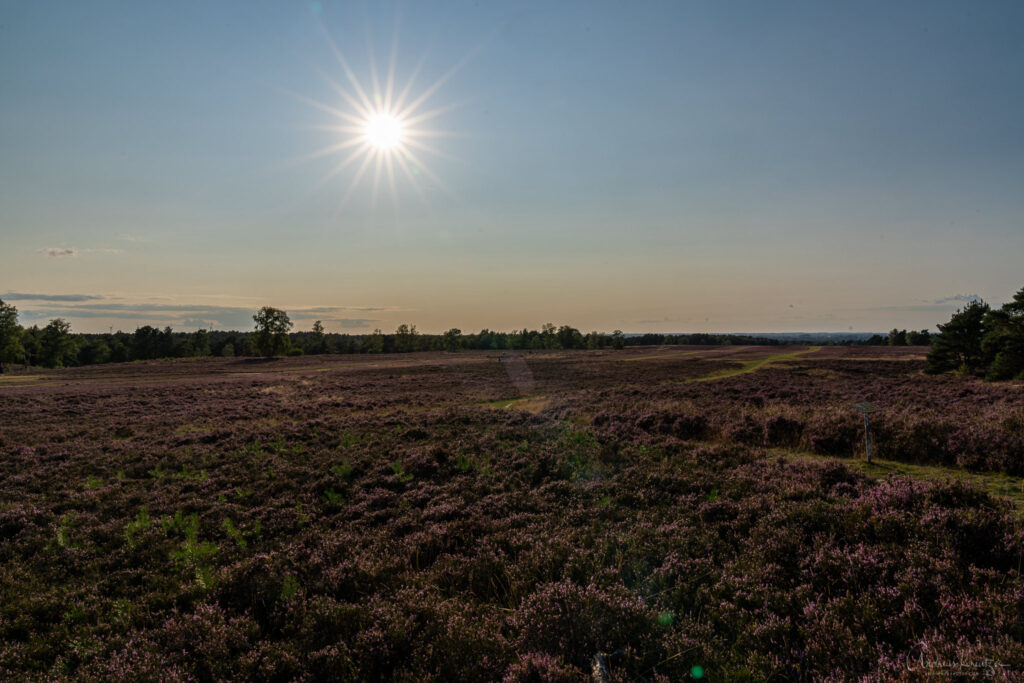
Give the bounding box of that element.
[878,415,956,465]
[804,410,860,456]
[2,348,1023,679]
[503,652,582,682]
[159,603,260,680]
[670,412,709,440]
[721,412,762,445]
[78,636,190,681]
[763,414,803,447]
[512,580,651,672]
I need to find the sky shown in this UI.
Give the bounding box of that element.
[2,0,1023,334]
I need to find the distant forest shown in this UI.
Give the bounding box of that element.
[0,298,946,372]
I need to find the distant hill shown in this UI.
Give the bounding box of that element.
[624,332,881,343]
[740,332,882,343]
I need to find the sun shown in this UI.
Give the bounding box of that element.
[288,25,469,215]
[364,113,403,150]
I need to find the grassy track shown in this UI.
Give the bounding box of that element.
[687,346,822,382]
[483,395,550,412]
[782,449,1024,517]
[0,375,43,384]
[620,350,704,362]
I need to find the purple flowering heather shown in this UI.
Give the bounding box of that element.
[0,347,1021,679]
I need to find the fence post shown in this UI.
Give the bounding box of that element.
[853,402,879,464]
[863,413,872,463]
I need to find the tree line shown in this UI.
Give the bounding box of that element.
[5,298,1014,373]
[860,329,932,346]
[0,303,788,371]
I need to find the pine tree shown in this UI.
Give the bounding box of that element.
[982,287,1024,380]
[924,300,990,375]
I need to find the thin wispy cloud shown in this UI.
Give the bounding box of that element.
[181,318,221,329]
[301,305,393,315]
[932,294,981,305]
[20,304,253,326]
[1,292,103,302]
[38,247,77,258]
[841,294,986,314]
[42,303,248,313]
[847,304,977,313]
[336,318,377,329]
[37,247,124,258]
[875,306,961,312]
[15,297,397,332]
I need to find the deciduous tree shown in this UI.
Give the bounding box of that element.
[307,320,330,354]
[77,338,111,365]
[395,324,418,353]
[192,329,210,357]
[888,329,907,346]
[20,326,41,367]
[252,307,293,357]
[133,326,162,360]
[365,328,384,354]
[443,328,461,352]
[541,323,558,349]
[906,329,931,346]
[0,299,23,373]
[40,318,77,368]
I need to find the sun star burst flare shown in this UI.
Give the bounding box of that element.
[364,113,403,150]
[292,25,468,216]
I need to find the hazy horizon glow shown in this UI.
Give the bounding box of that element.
[2,1,1023,334]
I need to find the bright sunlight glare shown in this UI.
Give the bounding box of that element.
[287,24,470,217]
[364,113,403,150]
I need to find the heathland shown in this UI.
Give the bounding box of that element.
[1,346,1022,680]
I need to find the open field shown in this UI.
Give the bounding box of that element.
[1,346,1023,680]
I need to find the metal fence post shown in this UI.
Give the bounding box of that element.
[863,413,872,463]
[853,402,879,463]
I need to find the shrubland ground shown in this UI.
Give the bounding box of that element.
[1,346,1022,680]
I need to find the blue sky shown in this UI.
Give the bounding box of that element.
[2,1,1022,333]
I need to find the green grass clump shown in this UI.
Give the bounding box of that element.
[391,461,413,483]
[322,488,345,509]
[124,508,152,548]
[331,460,353,482]
[167,512,218,588]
